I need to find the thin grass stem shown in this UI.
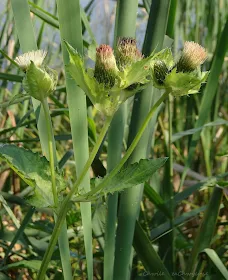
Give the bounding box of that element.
[41,98,58,206]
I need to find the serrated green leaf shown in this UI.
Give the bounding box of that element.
[100,158,168,195]
[0,144,65,207]
[152,48,174,68]
[65,41,97,103]
[165,69,209,96]
[121,53,155,88]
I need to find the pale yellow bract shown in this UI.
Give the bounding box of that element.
[15,50,47,71]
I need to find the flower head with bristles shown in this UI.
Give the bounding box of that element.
[116,37,143,70]
[94,44,119,89]
[176,42,207,72]
[153,60,169,85]
[151,46,209,97]
[15,50,47,72]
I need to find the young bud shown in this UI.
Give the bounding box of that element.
[116,37,143,70]
[23,62,58,101]
[153,60,169,85]
[94,44,118,88]
[176,41,207,72]
[15,50,47,72]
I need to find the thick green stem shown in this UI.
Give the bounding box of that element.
[113,1,171,278]
[105,0,138,278]
[41,99,58,207]
[78,91,170,199]
[37,114,113,280]
[38,90,169,279]
[41,98,72,280]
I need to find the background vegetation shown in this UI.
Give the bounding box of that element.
[0,0,227,279]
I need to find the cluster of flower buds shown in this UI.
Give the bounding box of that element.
[65,37,154,116]
[115,37,143,70]
[176,41,207,73]
[151,41,208,96]
[15,39,208,116]
[15,50,58,102]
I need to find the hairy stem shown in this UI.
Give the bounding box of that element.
[41,99,58,207]
[38,90,169,279]
[82,90,170,199]
[37,114,113,279]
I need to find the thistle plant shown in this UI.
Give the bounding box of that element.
[11,39,208,209]
[2,38,209,280]
[1,1,226,279]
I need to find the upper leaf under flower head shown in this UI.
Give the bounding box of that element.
[15,50,47,71]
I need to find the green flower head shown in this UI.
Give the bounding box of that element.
[64,39,154,116]
[15,50,58,101]
[94,44,118,88]
[151,43,209,96]
[116,37,143,70]
[65,39,209,115]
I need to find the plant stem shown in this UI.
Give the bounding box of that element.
[113,2,171,278]
[78,90,170,199]
[105,0,138,278]
[42,99,72,280]
[41,98,58,207]
[37,114,113,280]
[38,90,169,279]
[56,1,93,277]
[168,95,175,271]
[38,90,170,279]
[186,186,223,278]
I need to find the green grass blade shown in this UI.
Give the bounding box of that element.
[166,0,177,38]
[0,194,21,229]
[144,182,171,219]
[0,72,23,83]
[10,1,72,279]
[10,0,50,157]
[3,207,35,263]
[202,248,228,280]
[104,1,138,279]
[151,205,207,241]
[186,187,223,278]
[133,221,172,280]
[29,5,59,29]
[180,19,228,184]
[113,1,171,279]
[56,0,92,279]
